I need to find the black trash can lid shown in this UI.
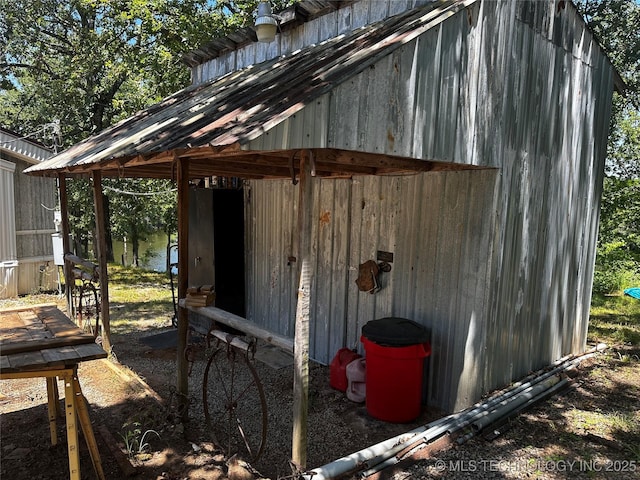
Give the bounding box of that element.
[362,317,430,346]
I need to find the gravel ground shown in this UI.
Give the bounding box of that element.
[114,326,445,479]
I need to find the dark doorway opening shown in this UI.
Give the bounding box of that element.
[212,189,245,317]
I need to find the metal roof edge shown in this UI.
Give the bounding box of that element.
[0,128,54,165]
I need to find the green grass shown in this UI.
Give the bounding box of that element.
[589,293,640,348]
[107,264,174,334]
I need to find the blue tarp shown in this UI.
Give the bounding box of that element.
[623,287,640,300]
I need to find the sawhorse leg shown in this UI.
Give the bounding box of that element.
[62,371,80,480]
[72,375,105,480]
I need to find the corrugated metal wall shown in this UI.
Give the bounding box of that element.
[207,0,614,412]
[0,159,18,299]
[14,158,56,260]
[0,159,17,262]
[1,153,57,296]
[247,169,499,410]
[192,0,435,85]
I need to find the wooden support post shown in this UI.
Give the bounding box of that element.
[176,158,190,421]
[292,155,313,469]
[58,174,73,318]
[46,377,59,445]
[91,171,112,354]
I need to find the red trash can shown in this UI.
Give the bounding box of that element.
[361,318,431,422]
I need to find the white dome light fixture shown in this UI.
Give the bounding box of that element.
[255,1,279,43]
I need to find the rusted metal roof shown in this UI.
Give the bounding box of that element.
[25,0,477,180]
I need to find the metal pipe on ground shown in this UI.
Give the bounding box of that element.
[304,344,605,480]
[359,376,572,478]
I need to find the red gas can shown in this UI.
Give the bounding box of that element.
[330,348,361,392]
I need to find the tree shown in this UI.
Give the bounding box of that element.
[105,178,176,267]
[575,0,640,293]
[0,0,295,267]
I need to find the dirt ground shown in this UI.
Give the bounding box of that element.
[1,299,639,480]
[0,299,445,480]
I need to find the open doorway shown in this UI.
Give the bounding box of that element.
[212,189,245,317]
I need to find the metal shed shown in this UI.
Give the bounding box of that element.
[0,128,57,298]
[25,0,620,467]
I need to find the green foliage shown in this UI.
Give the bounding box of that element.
[120,421,160,457]
[593,177,640,294]
[0,0,235,142]
[589,293,640,347]
[576,1,640,293]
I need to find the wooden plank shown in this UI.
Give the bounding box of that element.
[181,301,294,353]
[96,425,138,477]
[72,343,108,362]
[40,345,82,366]
[7,350,47,370]
[0,335,96,356]
[0,303,57,314]
[18,310,41,326]
[0,355,10,371]
[0,312,25,328]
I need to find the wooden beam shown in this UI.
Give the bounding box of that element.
[179,301,294,353]
[176,157,190,421]
[91,171,112,355]
[58,174,73,318]
[291,153,313,469]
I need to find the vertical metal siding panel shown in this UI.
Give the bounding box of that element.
[449,170,496,410]
[246,180,297,338]
[346,177,365,350]
[388,43,417,158]
[311,95,329,148]
[310,179,351,363]
[327,180,351,359]
[482,0,614,399]
[415,24,444,160]
[389,174,423,319]
[236,46,255,72]
[456,2,482,165]
[352,1,370,28]
[369,1,390,23]
[370,175,400,319]
[327,74,365,151]
[0,160,17,262]
[389,0,410,16]
[288,109,305,148]
[410,173,446,407]
[434,13,463,161]
[355,175,382,326]
[363,55,394,154]
[337,4,353,35]
[318,11,338,41]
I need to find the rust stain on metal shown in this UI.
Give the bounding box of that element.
[319,210,331,227]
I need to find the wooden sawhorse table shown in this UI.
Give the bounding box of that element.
[1,304,108,480]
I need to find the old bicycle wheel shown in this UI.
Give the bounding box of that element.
[202,345,267,462]
[77,282,100,338]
